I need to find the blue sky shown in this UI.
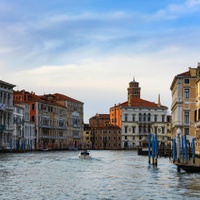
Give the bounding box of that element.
[1,0,200,122]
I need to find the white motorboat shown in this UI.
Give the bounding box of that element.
[79,150,91,159]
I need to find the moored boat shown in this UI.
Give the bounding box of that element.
[174,162,200,173]
[79,150,91,159]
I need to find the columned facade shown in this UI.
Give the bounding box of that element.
[0,80,16,150]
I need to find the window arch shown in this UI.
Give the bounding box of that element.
[148,113,151,122]
[139,113,142,122]
[143,113,146,121]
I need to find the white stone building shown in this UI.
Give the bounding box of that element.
[110,79,169,149]
[0,80,16,150]
[13,104,35,150]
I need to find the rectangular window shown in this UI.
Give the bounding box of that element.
[184,79,189,84]
[139,126,141,133]
[31,116,35,122]
[198,109,200,121]
[32,104,35,110]
[184,128,189,135]
[184,111,189,123]
[132,115,135,122]
[184,89,189,98]
[154,127,157,134]
[194,110,197,122]
[132,126,135,133]
[162,115,165,122]
[154,115,157,122]
[124,114,128,122]
[124,126,128,133]
[162,127,165,134]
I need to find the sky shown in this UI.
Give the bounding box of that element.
[1,0,200,123]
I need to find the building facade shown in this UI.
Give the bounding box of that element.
[93,126,121,150]
[88,113,121,149]
[45,93,84,149]
[13,104,35,150]
[13,90,83,150]
[0,80,16,150]
[170,67,197,146]
[193,65,200,154]
[83,124,93,149]
[110,79,168,149]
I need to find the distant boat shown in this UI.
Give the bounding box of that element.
[79,150,91,159]
[40,148,49,151]
[174,162,200,173]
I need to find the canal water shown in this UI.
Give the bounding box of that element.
[0,150,200,200]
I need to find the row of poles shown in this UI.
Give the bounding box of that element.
[148,134,158,165]
[172,134,196,164]
[148,132,196,165]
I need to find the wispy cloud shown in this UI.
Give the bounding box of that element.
[1,0,200,121]
[152,0,200,20]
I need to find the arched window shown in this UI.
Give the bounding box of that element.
[139,113,142,122]
[143,125,146,133]
[148,125,151,133]
[139,125,142,133]
[143,113,146,121]
[148,113,151,122]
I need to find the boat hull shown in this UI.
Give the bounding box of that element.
[174,162,200,173]
[79,155,91,159]
[79,150,91,159]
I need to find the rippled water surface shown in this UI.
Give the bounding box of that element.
[0,150,200,200]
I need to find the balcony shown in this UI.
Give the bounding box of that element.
[40,124,51,128]
[6,105,14,111]
[138,120,153,124]
[138,132,151,136]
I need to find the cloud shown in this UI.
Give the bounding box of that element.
[1,0,200,121]
[152,0,200,20]
[2,41,199,122]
